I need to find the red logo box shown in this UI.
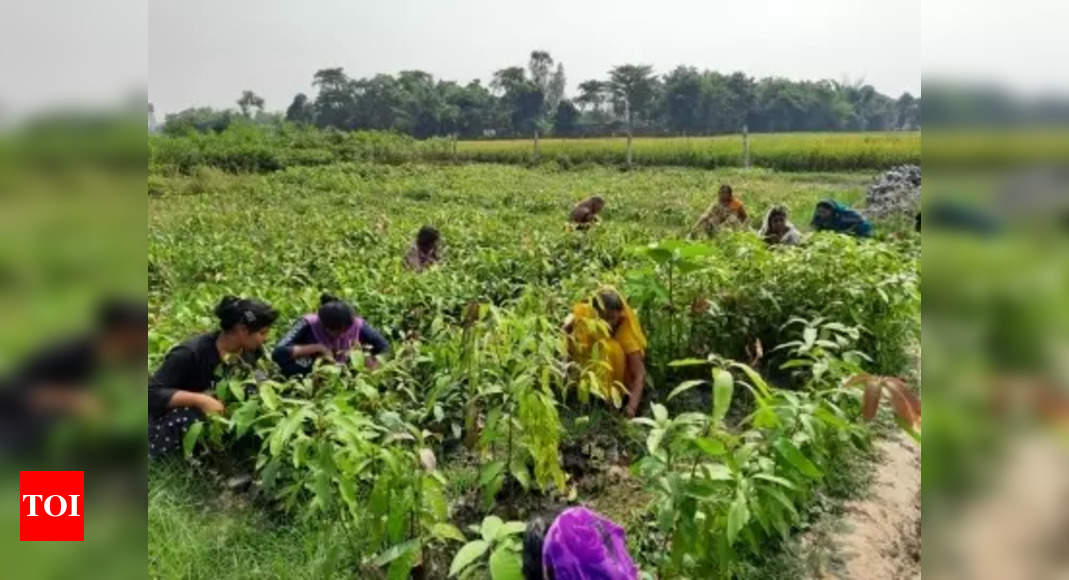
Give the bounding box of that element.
[19,471,84,541]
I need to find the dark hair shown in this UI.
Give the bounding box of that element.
[817,200,835,211]
[522,509,564,580]
[96,297,146,332]
[589,195,605,207]
[591,290,624,316]
[214,295,278,332]
[769,206,788,220]
[719,184,733,195]
[417,225,440,249]
[317,293,355,331]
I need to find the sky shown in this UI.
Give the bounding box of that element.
[148,0,923,117]
[4,0,1069,123]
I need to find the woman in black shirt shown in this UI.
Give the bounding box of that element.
[148,296,278,458]
[272,294,389,377]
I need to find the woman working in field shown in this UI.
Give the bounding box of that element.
[562,288,647,418]
[691,184,749,236]
[811,199,873,237]
[148,296,278,458]
[404,225,441,272]
[759,205,804,246]
[569,195,606,230]
[272,294,390,376]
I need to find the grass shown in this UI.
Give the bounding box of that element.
[149,459,353,579]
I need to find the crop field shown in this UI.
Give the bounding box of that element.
[452,132,920,171]
[149,126,920,175]
[148,154,920,578]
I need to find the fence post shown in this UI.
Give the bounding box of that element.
[533,128,540,162]
[625,99,633,169]
[452,133,457,161]
[742,124,750,168]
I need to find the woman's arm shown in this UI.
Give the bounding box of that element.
[359,324,390,356]
[169,390,224,414]
[624,353,646,418]
[272,319,330,367]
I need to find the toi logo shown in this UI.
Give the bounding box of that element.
[19,471,84,541]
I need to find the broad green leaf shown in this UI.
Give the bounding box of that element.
[693,437,726,456]
[726,493,750,545]
[730,362,772,400]
[711,369,734,424]
[753,473,797,490]
[371,538,421,567]
[646,428,666,458]
[479,461,506,487]
[774,438,823,479]
[431,523,468,543]
[652,403,668,423]
[489,544,523,580]
[509,459,531,491]
[763,487,800,520]
[668,358,711,367]
[259,382,279,411]
[495,521,527,539]
[703,463,733,481]
[228,379,245,402]
[182,420,203,459]
[449,540,490,577]
[231,399,260,438]
[480,515,504,542]
[387,549,418,580]
[666,379,706,401]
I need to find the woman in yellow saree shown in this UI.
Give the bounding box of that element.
[562,288,648,417]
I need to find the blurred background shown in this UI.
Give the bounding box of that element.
[923,1,1069,578]
[0,0,146,578]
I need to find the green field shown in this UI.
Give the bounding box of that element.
[452,132,920,171]
[148,159,919,579]
[149,127,920,175]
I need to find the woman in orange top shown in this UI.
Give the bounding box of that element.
[562,288,647,417]
[691,184,749,236]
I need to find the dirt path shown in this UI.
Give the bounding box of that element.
[804,434,922,580]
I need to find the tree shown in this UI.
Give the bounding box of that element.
[547,63,566,113]
[236,90,265,118]
[661,66,703,133]
[285,93,314,124]
[312,68,357,130]
[608,65,659,124]
[161,107,234,135]
[896,92,920,130]
[528,51,554,93]
[553,99,580,136]
[576,80,607,112]
[492,63,544,137]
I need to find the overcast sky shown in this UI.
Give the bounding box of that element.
[149,0,922,117]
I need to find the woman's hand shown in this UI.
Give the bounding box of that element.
[196,394,226,415]
[292,343,334,360]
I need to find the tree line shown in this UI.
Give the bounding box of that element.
[160,51,920,138]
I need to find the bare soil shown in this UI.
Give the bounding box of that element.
[803,434,922,580]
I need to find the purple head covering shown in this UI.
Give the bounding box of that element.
[542,507,638,580]
[303,313,363,363]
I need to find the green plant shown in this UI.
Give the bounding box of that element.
[633,358,867,578]
[448,516,527,579]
